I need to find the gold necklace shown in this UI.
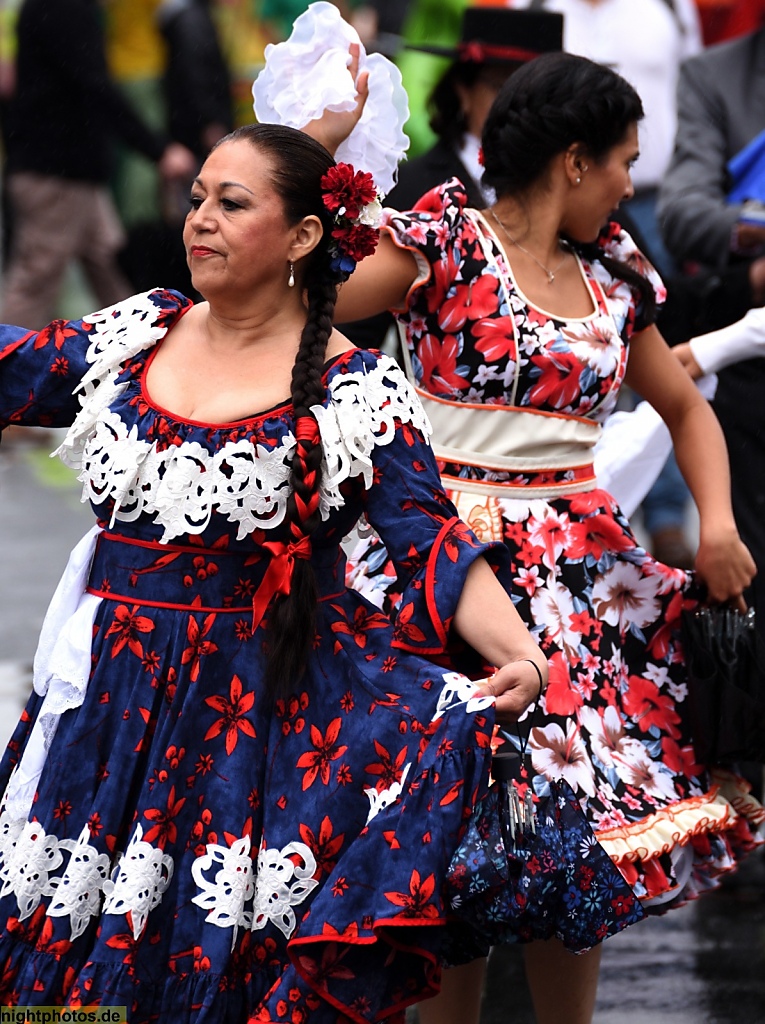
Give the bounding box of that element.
[489,209,569,284]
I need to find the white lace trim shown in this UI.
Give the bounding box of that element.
[192,834,318,943]
[0,818,65,921]
[433,671,495,722]
[48,823,112,939]
[251,839,318,938]
[54,295,430,543]
[102,823,174,939]
[191,834,256,950]
[314,354,431,519]
[364,763,411,825]
[0,813,173,940]
[0,813,320,943]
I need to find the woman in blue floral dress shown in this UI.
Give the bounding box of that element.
[325,52,764,1024]
[0,123,566,1022]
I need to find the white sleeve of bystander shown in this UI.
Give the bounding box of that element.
[595,375,718,518]
[689,306,765,377]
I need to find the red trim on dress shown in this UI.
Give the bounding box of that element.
[288,921,443,1024]
[85,587,249,614]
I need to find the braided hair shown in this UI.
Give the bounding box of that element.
[221,124,339,696]
[481,52,656,317]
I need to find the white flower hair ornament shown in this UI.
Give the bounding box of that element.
[251,1,409,199]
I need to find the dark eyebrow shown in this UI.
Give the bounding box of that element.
[220,180,256,195]
[190,178,256,196]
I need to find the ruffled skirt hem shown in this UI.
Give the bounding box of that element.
[598,771,764,906]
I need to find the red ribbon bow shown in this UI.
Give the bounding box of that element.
[249,415,320,631]
[250,535,313,633]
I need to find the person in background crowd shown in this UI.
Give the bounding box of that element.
[0,0,195,331]
[103,0,177,271]
[351,0,412,56]
[658,23,765,609]
[159,0,233,161]
[386,6,563,212]
[117,0,235,296]
[314,50,762,1024]
[658,22,765,807]
[390,0,469,158]
[339,6,563,352]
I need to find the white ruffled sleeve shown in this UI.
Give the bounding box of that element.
[251,1,409,198]
[689,306,765,376]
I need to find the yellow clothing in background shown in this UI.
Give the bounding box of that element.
[106,0,166,81]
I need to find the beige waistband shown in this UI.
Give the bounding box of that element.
[416,386,602,472]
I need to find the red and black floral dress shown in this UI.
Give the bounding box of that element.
[0,289,520,1022]
[350,180,763,909]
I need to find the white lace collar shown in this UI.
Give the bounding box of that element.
[54,293,431,543]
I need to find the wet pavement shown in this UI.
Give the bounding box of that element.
[1,432,764,1024]
[479,855,765,1024]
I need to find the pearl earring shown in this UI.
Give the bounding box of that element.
[575,176,581,185]
[288,261,295,288]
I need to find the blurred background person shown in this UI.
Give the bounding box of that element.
[387,0,468,157]
[0,0,195,331]
[351,0,412,57]
[658,18,765,691]
[386,6,563,211]
[116,0,234,295]
[159,0,233,160]
[340,5,563,350]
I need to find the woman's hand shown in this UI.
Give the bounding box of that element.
[475,657,548,724]
[695,525,756,612]
[673,342,704,380]
[302,43,369,156]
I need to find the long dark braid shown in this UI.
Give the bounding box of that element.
[219,124,340,696]
[265,274,338,695]
[481,52,656,318]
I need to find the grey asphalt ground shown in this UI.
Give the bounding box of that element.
[1,430,763,1024]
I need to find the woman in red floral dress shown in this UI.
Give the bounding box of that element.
[317,51,764,1024]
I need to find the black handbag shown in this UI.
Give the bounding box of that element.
[681,605,765,764]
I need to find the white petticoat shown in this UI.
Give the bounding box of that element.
[251,1,409,198]
[2,526,102,821]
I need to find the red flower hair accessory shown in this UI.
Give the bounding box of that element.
[320,163,382,280]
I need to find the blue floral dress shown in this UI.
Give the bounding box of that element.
[350,181,764,910]
[0,289,516,1023]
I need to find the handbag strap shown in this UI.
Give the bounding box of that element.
[491,693,542,781]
